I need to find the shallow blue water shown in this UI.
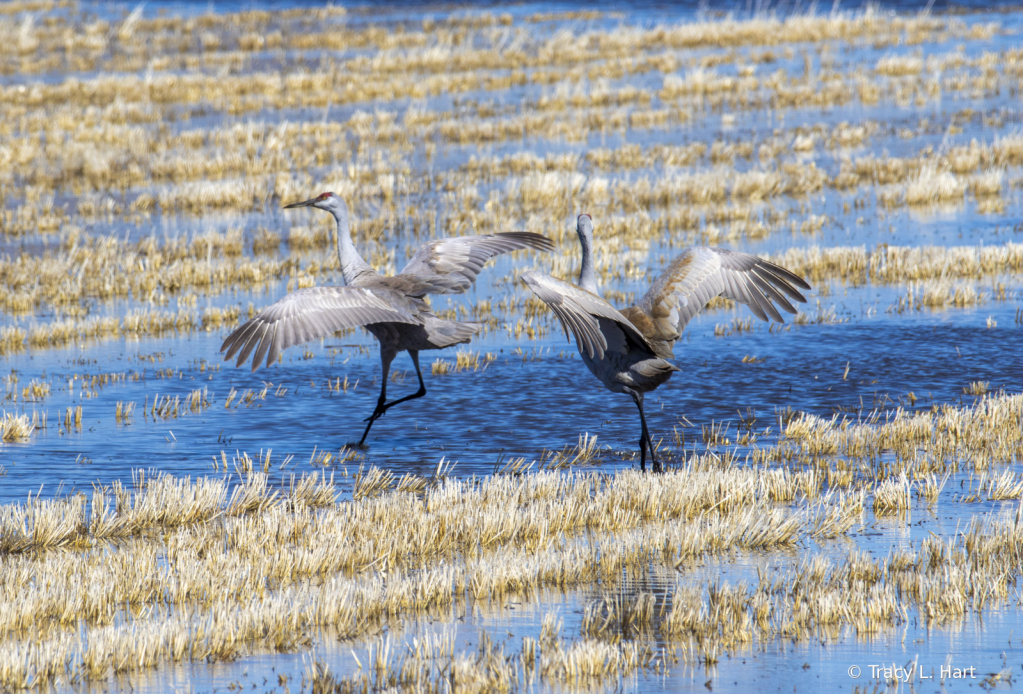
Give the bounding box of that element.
[3,294,1021,503]
[3,0,1023,691]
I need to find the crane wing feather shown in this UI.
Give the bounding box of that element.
[223,318,262,361]
[231,323,266,369]
[221,286,421,372]
[399,232,554,296]
[632,247,811,344]
[750,267,795,315]
[520,272,654,360]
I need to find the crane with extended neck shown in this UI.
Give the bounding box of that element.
[522,214,811,472]
[222,192,554,446]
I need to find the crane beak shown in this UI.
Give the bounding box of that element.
[283,197,318,209]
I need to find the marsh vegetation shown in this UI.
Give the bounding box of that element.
[1,0,1022,690]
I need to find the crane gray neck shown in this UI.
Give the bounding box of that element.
[332,204,373,285]
[577,233,598,294]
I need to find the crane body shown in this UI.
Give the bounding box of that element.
[523,214,811,472]
[222,192,554,445]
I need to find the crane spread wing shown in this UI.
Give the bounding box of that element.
[631,247,811,344]
[221,286,421,372]
[521,272,653,360]
[399,232,555,296]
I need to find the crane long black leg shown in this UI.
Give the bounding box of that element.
[358,346,395,446]
[376,350,427,414]
[358,350,427,447]
[621,388,662,474]
[621,391,654,472]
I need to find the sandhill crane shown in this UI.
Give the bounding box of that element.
[222,192,554,446]
[522,214,811,472]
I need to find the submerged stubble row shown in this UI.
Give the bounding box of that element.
[2,4,1021,376]
[1,4,1020,248]
[0,391,1021,687]
[2,234,1017,356]
[310,504,1022,693]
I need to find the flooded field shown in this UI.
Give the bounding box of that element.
[1,0,1022,691]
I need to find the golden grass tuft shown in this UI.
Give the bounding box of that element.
[251,228,281,255]
[114,401,136,424]
[875,54,924,76]
[1,411,38,442]
[715,316,756,337]
[917,473,949,505]
[985,470,1023,500]
[968,169,1003,197]
[905,166,965,206]
[0,327,27,355]
[543,432,601,469]
[965,380,990,396]
[872,473,912,515]
[430,350,494,375]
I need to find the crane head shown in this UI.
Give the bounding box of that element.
[576,213,594,240]
[284,192,346,212]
